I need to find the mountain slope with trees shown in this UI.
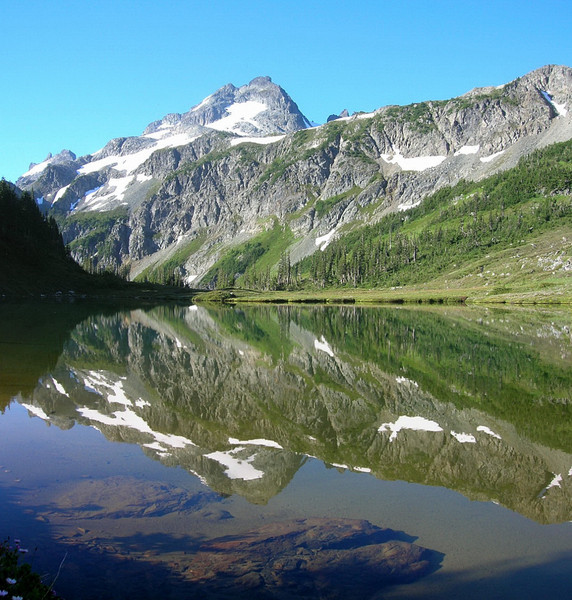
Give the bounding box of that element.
[205,139,572,303]
[303,140,572,292]
[0,180,184,297]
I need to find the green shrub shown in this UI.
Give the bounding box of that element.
[0,538,62,599]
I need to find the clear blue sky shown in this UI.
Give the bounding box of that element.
[1,0,571,182]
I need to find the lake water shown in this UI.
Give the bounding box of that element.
[0,301,571,599]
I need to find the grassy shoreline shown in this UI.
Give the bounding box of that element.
[3,277,569,307]
[192,285,572,306]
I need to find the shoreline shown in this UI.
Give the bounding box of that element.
[192,287,572,306]
[2,284,571,307]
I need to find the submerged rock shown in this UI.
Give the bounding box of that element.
[184,517,439,598]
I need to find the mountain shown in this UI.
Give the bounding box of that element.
[17,76,309,214]
[15,65,572,286]
[144,75,311,138]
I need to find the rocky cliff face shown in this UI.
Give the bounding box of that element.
[16,65,572,281]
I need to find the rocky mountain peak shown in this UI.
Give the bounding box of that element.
[327,109,350,122]
[461,64,571,115]
[17,149,79,193]
[26,149,76,173]
[248,75,274,87]
[144,76,310,138]
[16,77,311,205]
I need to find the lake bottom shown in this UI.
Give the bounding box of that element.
[1,403,570,600]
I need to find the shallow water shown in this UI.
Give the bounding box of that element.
[0,302,571,599]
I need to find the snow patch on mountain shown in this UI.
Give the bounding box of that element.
[336,110,377,123]
[541,90,568,116]
[381,148,446,171]
[50,376,69,397]
[205,448,264,480]
[143,129,173,141]
[539,473,563,498]
[72,132,198,209]
[454,145,480,156]
[207,100,268,134]
[79,405,196,448]
[21,149,77,179]
[228,437,283,449]
[83,175,133,210]
[315,228,336,251]
[191,93,214,113]
[78,369,197,448]
[378,415,444,442]
[21,403,50,420]
[54,185,71,203]
[480,150,505,163]
[451,431,477,443]
[477,425,502,439]
[314,335,335,357]
[21,158,52,179]
[82,132,198,176]
[552,101,568,116]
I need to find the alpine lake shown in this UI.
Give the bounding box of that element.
[0,300,571,599]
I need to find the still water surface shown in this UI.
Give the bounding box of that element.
[0,302,571,599]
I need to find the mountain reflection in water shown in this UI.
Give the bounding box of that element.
[8,302,572,524]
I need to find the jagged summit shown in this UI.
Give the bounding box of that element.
[17,76,311,208]
[144,76,310,138]
[23,149,77,179]
[327,109,350,122]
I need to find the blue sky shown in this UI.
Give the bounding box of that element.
[1,0,571,182]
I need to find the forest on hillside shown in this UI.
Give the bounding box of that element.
[0,179,69,264]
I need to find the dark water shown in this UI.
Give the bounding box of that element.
[0,302,571,599]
